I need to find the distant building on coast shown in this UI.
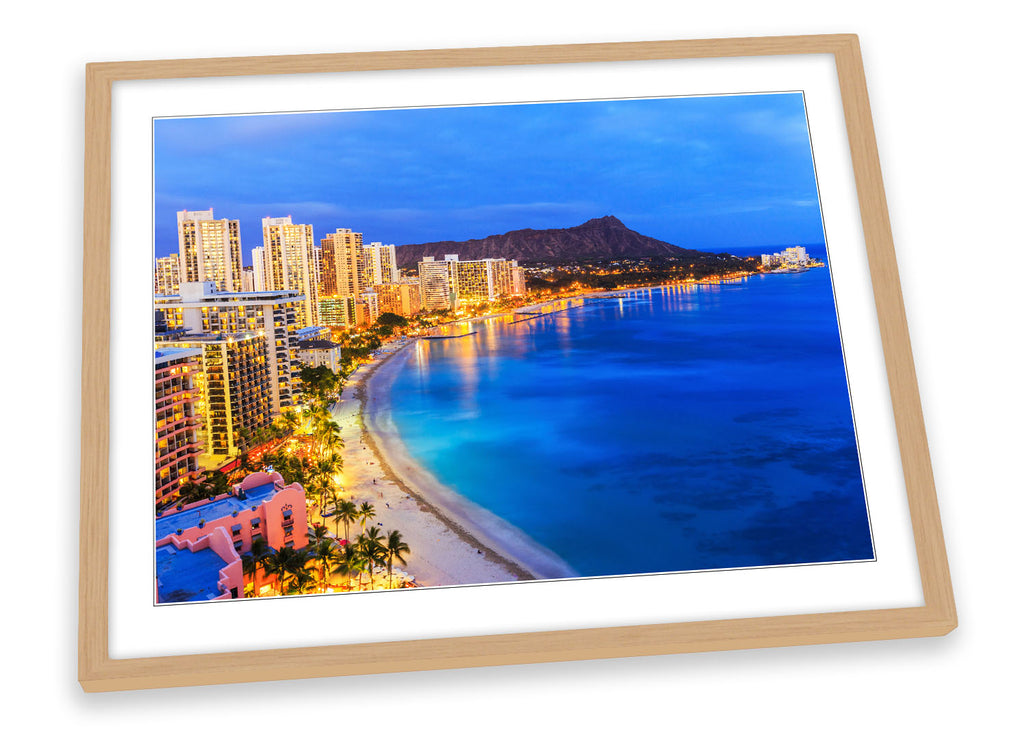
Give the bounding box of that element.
[418,255,460,311]
[761,246,810,269]
[154,347,203,505]
[259,216,320,328]
[177,209,244,292]
[155,471,309,601]
[374,280,422,317]
[318,293,379,328]
[417,255,526,310]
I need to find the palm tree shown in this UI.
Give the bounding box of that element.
[336,543,366,591]
[240,537,270,597]
[334,500,358,543]
[279,408,302,435]
[176,469,230,506]
[262,547,309,597]
[311,453,342,508]
[358,527,386,589]
[311,538,341,592]
[357,501,376,536]
[384,530,411,589]
[285,565,316,595]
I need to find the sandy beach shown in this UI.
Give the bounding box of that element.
[330,337,577,589]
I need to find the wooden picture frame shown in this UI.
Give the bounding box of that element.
[80,34,955,692]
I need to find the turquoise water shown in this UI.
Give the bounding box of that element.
[389,260,874,577]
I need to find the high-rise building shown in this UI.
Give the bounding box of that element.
[318,296,357,328]
[154,347,203,505]
[240,266,255,292]
[155,255,181,296]
[511,262,527,296]
[319,228,363,299]
[374,280,422,317]
[260,216,319,327]
[417,255,460,311]
[177,209,243,292]
[418,255,518,307]
[357,291,380,326]
[155,282,304,414]
[156,332,272,459]
[455,257,514,304]
[361,242,399,287]
[251,247,266,291]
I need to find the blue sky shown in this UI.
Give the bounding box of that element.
[154,93,826,263]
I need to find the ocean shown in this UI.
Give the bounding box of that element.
[387,253,875,578]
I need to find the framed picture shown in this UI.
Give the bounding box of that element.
[80,34,955,692]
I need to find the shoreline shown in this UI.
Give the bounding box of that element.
[333,340,578,588]
[327,271,767,588]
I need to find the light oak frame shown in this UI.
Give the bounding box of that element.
[80,34,955,692]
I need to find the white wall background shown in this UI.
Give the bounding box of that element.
[1,1,1019,733]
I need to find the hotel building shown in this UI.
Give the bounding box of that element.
[317,292,379,328]
[511,263,527,296]
[455,257,514,304]
[259,216,320,328]
[177,209,244,292]
[361,242,399,287]
[251,247,266,291]
[762,246,810,268]
[319,228,363,299]
[154,347,203,505]
[373,280,422,317]
[155,471,310,600]
[155,282,304,414]
[295,338,345,373]
[318,296,356,328]
[155,254,181,296]
[417,255,460,311]
[417,255,522,308]
[157,331,272,459]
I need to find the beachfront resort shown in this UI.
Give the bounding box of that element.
[153,209,545,602]
[153,208,811,602]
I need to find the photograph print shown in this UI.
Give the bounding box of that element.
[152,91,874,604]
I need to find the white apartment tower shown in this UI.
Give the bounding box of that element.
[418,255,460,311]
[177,209,243,292]
[361,242,399,287]
[260,216,319,327]
[155,254,181,296]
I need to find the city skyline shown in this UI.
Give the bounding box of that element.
[154,92,826,264]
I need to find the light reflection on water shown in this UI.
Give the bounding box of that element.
[390,270,873,578]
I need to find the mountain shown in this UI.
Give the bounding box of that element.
[394,216,718,267]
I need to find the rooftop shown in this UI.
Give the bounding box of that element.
[155,481,279,539]
[155,543,226,603]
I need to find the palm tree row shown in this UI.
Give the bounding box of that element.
[239,500,412,596]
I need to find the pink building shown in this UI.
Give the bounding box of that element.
[155,526,244,603]
[155,471,309,601]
